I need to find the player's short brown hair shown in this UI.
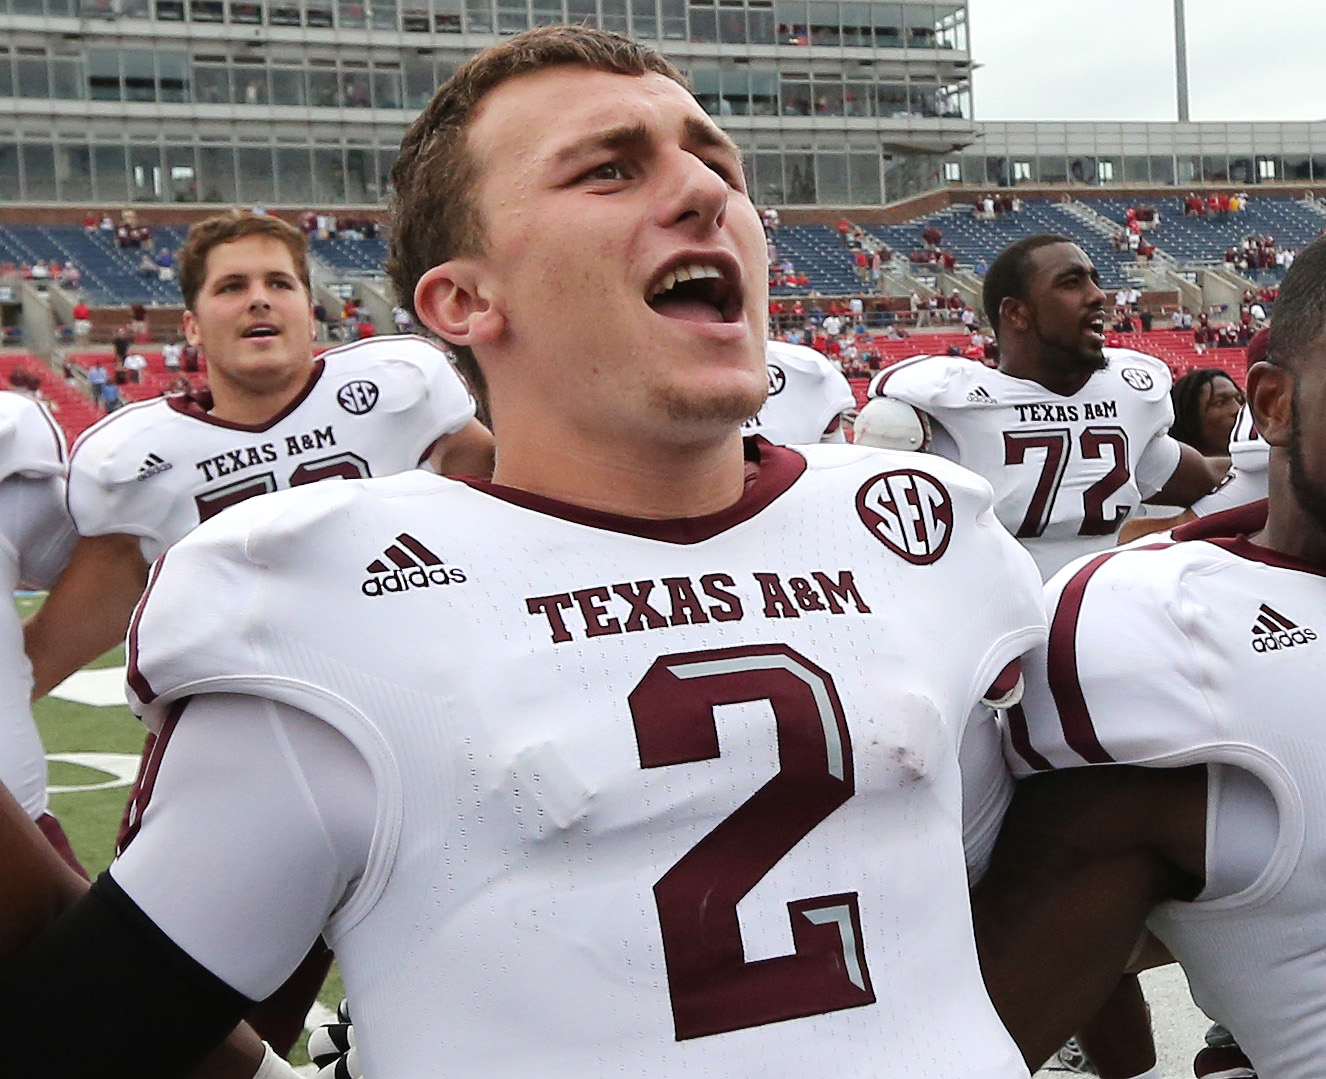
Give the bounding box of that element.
[179,212,311,312]
[387,25,688,401]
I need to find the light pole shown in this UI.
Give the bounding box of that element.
[1174,0,1191,121]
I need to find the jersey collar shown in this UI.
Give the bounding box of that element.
[167,359,325,433]
[1173,499,1326,578]
[459,437,807,544]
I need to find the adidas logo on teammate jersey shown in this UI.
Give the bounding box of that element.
[966,386,996,404]
[361,533,467,596]
[136,453,172,480]
[1250,604,1317,653]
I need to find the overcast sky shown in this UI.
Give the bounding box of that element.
[966,0,1326,122]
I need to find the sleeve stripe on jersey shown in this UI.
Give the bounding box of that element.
[115,698,186,854]
[125,552,170,706]
[1045,543,1173,766]
[30,397,67,463]
[1005,702,1053,771]
[1045,550,1122,766]
[868,354,931,397]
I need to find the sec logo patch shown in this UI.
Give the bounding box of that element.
[856,470,953,564]
[767,364,787,396]
[1120,367,1154,391]
[338,380,380,414]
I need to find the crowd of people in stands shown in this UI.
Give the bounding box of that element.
[1224,234,1297,274]
[296,211,381,242]
[1183,191,1248,219]
[970,193,1022,221]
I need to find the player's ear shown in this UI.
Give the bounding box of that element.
[1246,360,1292,447]
[414,261,505,350]
[181,309,202,350]
[998,296,1028,333]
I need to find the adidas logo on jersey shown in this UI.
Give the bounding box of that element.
[136,453,172,480]
[361,533,466,596]
[966,386,996,404]
[1250,604,1317,653]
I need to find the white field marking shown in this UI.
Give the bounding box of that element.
[46,751,141,793]
[49,666,130,707]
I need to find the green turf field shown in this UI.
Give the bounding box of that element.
[21,592,344,1070]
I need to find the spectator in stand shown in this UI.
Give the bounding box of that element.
[112,325,130,364]
[86,360,108,397]
[71,300,91,342]
[98,214,114,237]
[1169,368,1243,457]
[64,264,80,289]
[98,379,120,412]
[155,248,175,282]
[356,315,376,339]
[165,374,193,396]
[869,248,884,288]
[297,210,316,235]
[836,218,850,246]
[946,289,963,320]
[137,252,156,278]
[82,213,97,234]
[922,224,943,250]
[129,302,148,341]
[122,352,147,385]
[392,305,414,334]
[180,343,200,373]
[161,338,182,371]
[853,248,868,281]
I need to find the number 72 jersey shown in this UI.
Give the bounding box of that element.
[870,349,1181,579]
[67,335,475,561]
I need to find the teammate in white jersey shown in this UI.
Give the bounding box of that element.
[0,27,1047,1078]
[859,234,1224,580]
[974,238,1326,1079]
[741,340,855,445]
[19,211,492,1057]
[24,211,493,703]
[0,391,79,867]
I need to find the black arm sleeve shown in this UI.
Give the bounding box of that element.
[0,871,255,1077]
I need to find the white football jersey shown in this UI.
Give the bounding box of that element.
[0,391,75,820]
[870,350,1182,579]
[127,442,1044,1079]
[68,335,475,561]
[1007,504,1326,1077]
[1191,403,1269,517]
[742,342,855,445]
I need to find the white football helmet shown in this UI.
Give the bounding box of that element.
[853,396,930,451]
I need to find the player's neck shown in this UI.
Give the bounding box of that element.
[207,369,312,426]
[492,426,749,520]
[1257,467,1326,570]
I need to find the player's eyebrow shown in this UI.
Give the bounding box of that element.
[550,115,742,168]
[551,121,651,167]
[682,114,741,161]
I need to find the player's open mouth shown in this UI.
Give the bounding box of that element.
[241,323,280,338]
[646,258,743,324]
[1084,312,1106,343]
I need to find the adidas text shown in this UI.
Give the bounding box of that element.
[1251,627,1316,653]
[362,565,467,596]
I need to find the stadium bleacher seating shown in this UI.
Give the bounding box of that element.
[769,226,866,295]
[310,235,388,277]
[862,197,1140,290]
[0,225,190,308]
[0,353,102,441]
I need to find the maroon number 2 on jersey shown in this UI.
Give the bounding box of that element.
[629,643,876,1041]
